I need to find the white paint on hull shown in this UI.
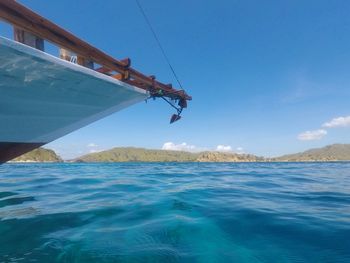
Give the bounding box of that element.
[0,37,148,143]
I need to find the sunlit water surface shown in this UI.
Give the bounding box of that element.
[0,162,349,262]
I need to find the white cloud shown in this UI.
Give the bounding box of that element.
[215,145,232,152]
[298,129,327,141]
[162,142,196,152]
[322,116,350,128]
[89,149,102,153]
[87,143,98,147]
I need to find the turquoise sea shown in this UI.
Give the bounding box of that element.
[0,162,349,262]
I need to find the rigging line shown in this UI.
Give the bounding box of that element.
[161,96,183,115]
[135,0,185,91]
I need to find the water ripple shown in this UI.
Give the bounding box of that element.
[0,162,349,262]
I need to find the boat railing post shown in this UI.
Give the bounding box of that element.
[77,56,94,69]
[13,27,44,51]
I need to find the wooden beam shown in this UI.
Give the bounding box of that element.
[111,74,123,81]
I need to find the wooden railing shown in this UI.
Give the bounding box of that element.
[0,0,191,105]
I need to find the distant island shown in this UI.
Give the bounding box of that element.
[74,147,264,163]
[8,144,350,163]
[274,144,350,162]
[10,148,62,163]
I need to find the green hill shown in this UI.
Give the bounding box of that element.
[275,144,350,161]
[75,147,196,162]
[74,147,261,162]
[12,148,62,163]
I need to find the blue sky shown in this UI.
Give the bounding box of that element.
[3,0,350,159]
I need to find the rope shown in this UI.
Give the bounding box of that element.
[161,96,183,115]
[135,0,185,91]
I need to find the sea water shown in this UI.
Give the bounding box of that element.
[0,162,349,262]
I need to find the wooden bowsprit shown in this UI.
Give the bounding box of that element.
[0,0,191,123]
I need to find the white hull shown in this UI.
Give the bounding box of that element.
[0,37,148,161]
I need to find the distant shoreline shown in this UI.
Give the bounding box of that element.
[8,160,350,164]
[10,144,350,163]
